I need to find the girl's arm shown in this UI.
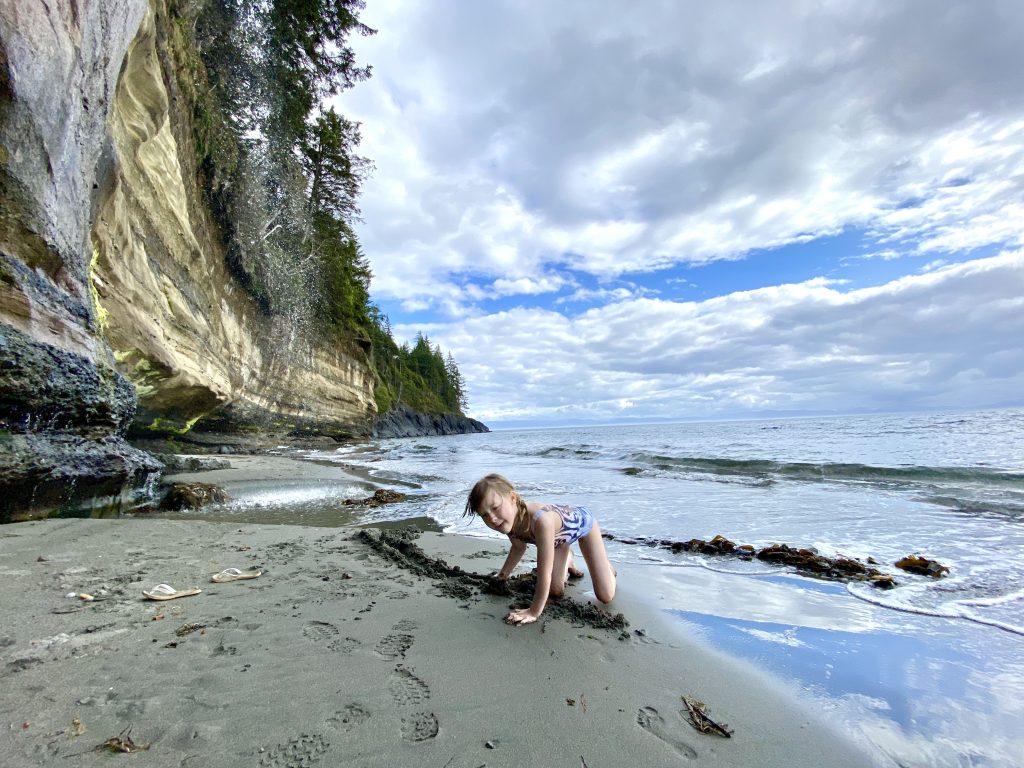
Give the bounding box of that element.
[505,512,557,625]
[496,536,527,579]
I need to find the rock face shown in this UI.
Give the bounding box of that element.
[0,0,373,521]
[0,0,161,522]
[372,405,490,439]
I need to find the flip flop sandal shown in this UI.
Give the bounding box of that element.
[142,584,202,601]
[211,567,263,583]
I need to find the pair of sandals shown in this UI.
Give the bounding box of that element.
[142,567,263,601]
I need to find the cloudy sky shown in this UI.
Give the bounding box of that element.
[337,0,1024,428]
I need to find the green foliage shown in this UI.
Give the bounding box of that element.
[266,0,373,143]
[366,325,468,416]
[315,216,372,333]
[159,0,241,265]
[303,109,371,224]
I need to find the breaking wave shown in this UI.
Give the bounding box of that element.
[621,454,1024,486]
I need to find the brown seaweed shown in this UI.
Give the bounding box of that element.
[161,483,230,510]
[682,696,732,737]
[895,554,950,576]
[342,489,407,507]
[95,725,149,753]
[603,531,906,588]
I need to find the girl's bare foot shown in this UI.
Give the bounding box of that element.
[567,550,585,579]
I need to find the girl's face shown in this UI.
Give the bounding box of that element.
[478,488,517,534]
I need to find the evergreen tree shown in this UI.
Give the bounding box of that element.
[266,0,374,144]
[446,352,467,410]
[303,109,371,229]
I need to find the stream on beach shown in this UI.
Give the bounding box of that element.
[157,408,1024,768]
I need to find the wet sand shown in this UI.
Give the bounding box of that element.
[0,515,874,767]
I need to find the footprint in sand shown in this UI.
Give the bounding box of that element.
[388,666,431,705]
[327,636,360,654]
[326,703,370,731]
[392,618,417,632]
[400,711,439,742]
[302,622,359,653]
[257,733,329,768]
[374,633,413,660]
[636,706,697,759]
[212,635,239,656]
[302,621,340,644]
[265,540,308,563]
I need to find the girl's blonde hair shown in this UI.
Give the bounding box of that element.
[464,473,532,540]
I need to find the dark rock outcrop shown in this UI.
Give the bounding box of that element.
[0,309,161,524]
[0,432,161,523]
[152,454,231,473]
[372,405,489,439]
[0,325,136,436]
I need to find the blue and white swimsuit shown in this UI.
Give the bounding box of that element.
[531,504,594,547]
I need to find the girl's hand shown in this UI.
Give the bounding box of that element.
[504,608,539,625]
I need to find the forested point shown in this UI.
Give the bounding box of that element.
[170,0,467,416]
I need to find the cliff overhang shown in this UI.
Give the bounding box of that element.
[0,0,378,522]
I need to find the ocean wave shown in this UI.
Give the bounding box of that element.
[913,495,1024,519]
[623,453,1024,487]
[618,464,777,487]
[534,445,600,459]
[846,583,1024,637]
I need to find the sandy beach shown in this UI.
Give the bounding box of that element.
[0,511,874,767]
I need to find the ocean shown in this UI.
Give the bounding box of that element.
[168,408,1024,766]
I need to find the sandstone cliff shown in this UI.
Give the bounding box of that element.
[90,3,376,437]
[0,0,384,522]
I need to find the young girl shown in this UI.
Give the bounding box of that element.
[464,473,616,625]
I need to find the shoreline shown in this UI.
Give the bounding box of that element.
[0,516,874,767]
[132,449,1024,766]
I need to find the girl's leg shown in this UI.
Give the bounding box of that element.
[549,545,572,599]
[579,521,616,603]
